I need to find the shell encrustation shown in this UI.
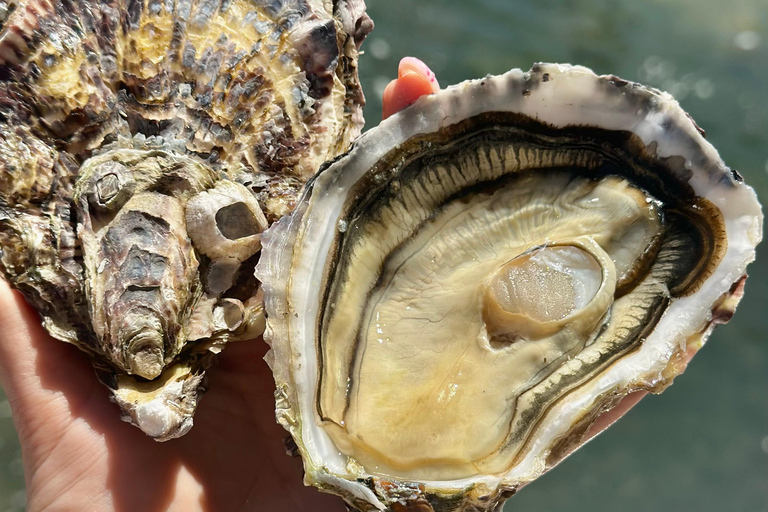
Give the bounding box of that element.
[258,64,763,511]
[0,0,372,440]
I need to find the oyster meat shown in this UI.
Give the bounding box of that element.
[257,64,763,511]
[0,0,372,440]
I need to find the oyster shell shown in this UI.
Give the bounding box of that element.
[0,0,372,440]
[257,64,763,511]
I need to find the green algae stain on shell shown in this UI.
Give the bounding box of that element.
[0,0,372,440]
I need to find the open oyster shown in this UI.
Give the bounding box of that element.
[257,64,763,511]
[0,0,372,440]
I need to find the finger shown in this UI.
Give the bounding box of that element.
[398,56,439,85]
[583,390,649,443]
[584,343,699,443]
[382,56,440,119]
[536,343,700,479]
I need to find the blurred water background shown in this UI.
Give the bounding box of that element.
[1,0,767,510]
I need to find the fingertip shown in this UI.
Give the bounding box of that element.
[381,72,437,120]
[398,56,439,90]
[382,57,440,120]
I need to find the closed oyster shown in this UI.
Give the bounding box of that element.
[257,64,763,511]
[0,0,372,440]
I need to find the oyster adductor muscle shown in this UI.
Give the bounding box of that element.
[257,64,763,511]
[0,0,372,440]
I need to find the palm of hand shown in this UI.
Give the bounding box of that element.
[0,280,342,512]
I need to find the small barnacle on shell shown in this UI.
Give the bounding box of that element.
[0,0,372,440]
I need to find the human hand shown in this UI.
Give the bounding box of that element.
[0,278,343,512]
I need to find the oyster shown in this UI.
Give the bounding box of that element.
[257,64,763,511]
[0,0,372,440]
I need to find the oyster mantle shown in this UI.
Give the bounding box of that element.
[257,64,763,511]
[0,0,372,440]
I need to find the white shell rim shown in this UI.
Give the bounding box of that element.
[256,62,763,508]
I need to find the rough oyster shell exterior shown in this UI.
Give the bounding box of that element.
[257,63,763,511]
[0,0,372,439]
